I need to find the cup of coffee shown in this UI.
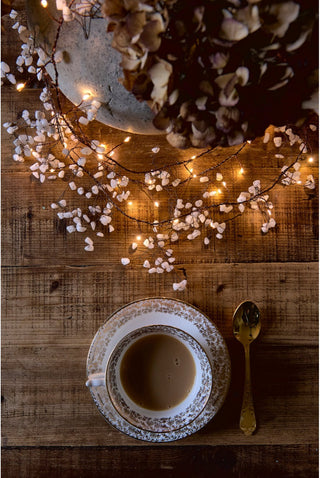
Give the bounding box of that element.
[86,325,212,433]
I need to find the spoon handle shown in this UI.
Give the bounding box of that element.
[240,344,256,436]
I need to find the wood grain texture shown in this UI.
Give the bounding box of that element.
[2,445,319,478]
[2,342,318,446]
[1,4,318,477]
[2,265,318,446]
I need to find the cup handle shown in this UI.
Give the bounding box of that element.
[86,372,105,388]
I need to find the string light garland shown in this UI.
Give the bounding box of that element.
[2,3,318,291]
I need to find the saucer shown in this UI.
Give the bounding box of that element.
[86,298,231,442]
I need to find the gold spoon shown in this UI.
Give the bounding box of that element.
[233,301,261,436]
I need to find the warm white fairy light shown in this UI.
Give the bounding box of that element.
[40,0,48,7]
[247,140,252,144]
[128,201,133,206]
[308,157,314,163]
[239,167,244,174]
[16,82,26,91]
[124,136,131,143]
[136,235,141,241]
[97,154,104,160]
[154,201,160,207]
[82,93,91,101]
[222,181,227,187]
[191,155,196,159]
[193,174,197,178]
[109,151,115,157]
[217,188,222,194]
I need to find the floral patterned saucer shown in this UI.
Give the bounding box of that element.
[86,297,231,442]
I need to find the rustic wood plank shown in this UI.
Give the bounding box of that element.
[2,263,318,446]
[2,342,317,446]
[2,264,318,344]
[1,445,319,478]
[2,88,319,267]
[1,169,318,266]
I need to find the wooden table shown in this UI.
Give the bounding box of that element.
[2,5,318,477]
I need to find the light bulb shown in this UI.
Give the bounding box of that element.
[16,83,26,92]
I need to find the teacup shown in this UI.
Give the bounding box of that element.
[86,325,212,433]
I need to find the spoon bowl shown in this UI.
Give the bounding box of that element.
[233,301,261,345]
[233,301,261,436]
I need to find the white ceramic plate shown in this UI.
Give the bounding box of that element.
[86,298,231,442]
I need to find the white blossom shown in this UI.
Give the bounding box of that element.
[9,9,18,19]
[273,137,282,147]
[305,175,315,190]
[121,258,130,265]
[173,279,187,291]
[172,178,181,187]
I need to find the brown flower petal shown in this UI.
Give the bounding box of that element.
[236,66,249,86]
[216,106,240,133]
[126,11,146,38]
[235,5,261,33]
[220,18,249,41]
[180,101,198,121]
[140,18,164,52]
[199,80,214,96]
[209,52,229,69]
[102,0,126,19]
[153,108,172,130]
[123,0,140,11]
[219,88,239,106]
[112,24,132,51]
[227,130,244,146]
[264,2,300,38]
[166,131,190,149]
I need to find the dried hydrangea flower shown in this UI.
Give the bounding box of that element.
[101,0,317,149]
